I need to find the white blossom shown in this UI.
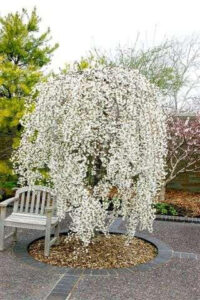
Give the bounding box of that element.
[12,67,167,244]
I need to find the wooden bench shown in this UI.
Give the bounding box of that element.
[0,186,60,256]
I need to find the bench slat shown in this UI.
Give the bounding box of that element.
[30,191,36,213]
[47,193,51,207]
[25,190,30,213]
[40,191,46,215]
[35,191,41,214]
[13,199,19,213]
[20,192,25,213]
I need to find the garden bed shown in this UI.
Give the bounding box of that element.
[29,234,157,269]
[156,189,200,217]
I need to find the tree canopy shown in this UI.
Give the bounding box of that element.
[13,67,167,244]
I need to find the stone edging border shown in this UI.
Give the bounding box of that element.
[14,231,173,275]
[155,214,200,223]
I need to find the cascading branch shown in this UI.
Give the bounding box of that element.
[13,67,167,245]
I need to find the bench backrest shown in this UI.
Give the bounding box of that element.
[14,186,55,215]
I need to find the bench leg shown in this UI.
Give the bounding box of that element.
[54,223,60,245]
[44,225,51,257]
[0,223,4,251]
[0,207,6,251]
[13,228,17,242]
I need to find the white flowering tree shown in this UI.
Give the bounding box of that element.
[13,67,167,245]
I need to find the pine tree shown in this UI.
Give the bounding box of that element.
[0,8,58,197]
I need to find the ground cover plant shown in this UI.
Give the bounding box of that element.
[13,67,167,247]
[153,202,178,216]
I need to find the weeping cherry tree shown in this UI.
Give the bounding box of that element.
[13,67,167,245]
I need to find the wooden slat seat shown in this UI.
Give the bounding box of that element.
[5,213,59,229]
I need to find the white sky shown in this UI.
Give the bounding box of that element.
[1,0,200,71]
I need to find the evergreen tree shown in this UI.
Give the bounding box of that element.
[0,8,58,197]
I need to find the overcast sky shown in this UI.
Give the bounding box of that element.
[1,0,200,71]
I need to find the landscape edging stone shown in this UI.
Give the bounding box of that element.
[13,230,173,275]
[155,214,200,223]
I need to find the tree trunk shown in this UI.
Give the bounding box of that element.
[160,185,166,202]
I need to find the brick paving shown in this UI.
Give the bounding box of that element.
[0,218,200,300]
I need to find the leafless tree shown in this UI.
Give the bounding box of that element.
[91,33,200,113]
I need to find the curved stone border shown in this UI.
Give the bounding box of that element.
[14,231,173,275]
[155,214,200,223]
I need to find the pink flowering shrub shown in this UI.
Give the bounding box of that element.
[160,114,200,200]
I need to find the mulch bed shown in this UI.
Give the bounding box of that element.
[29,234,157,269]
[163,189,200,217]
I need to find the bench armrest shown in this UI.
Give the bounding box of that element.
[0,197,19,207]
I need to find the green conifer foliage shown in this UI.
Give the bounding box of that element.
[0,8,58,197]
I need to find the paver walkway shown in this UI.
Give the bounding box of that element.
[0,219,200,300]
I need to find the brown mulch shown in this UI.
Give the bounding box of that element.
[163,189,200,217]
[29,234,157,269]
